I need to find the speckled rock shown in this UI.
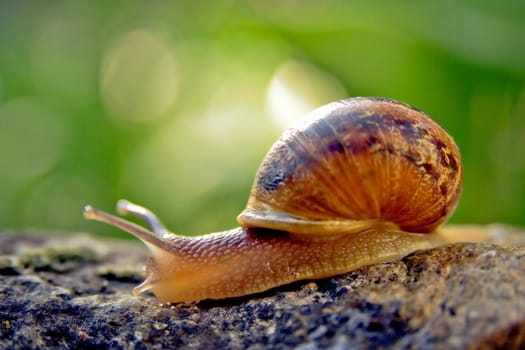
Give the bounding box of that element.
[0,227,524,349]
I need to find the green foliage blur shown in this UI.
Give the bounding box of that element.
[0,0,524,237]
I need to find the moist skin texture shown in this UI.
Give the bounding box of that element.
[136,227,444,303]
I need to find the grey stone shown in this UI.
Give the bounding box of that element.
[0,228,524,349]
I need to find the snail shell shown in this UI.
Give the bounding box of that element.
[84,97,463,303]
[239,97,461,234]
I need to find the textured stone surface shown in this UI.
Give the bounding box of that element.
[0,228,524,349]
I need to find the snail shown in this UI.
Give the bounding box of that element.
[83,97,464,303]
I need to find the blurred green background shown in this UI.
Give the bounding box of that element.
[0,0,524,238]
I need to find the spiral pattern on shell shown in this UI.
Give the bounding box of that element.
[238,97,462,233]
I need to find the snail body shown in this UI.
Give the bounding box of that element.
[84,97,462,303]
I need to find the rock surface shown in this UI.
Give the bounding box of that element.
[0,227,524,349]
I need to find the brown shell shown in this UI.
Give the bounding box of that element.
[237,97,462,234]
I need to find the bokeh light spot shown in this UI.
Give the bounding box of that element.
[30,15,97,105]
[266,60,346,130]
[101,29,180,124]
[0,99,66,184]
[121,81,272,234]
